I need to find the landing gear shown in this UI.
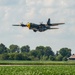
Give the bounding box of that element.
[33,30,37,32]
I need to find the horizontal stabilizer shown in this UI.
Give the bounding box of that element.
[51,23,65,26]
[50,28,59,29]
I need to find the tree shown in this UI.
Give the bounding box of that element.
[56,54,63,61]
[9,53,15,60]
[59,48,71,57]
[1,53,9,60]
[35,46,54,59]
[36,46,45,56]
[14,53,24,60]
[9,44,20,53]
[30,50,38,57]
[21,45,30,53]
[56,51,59,56]
[62,56,68,61]
[35,46,45,59]
[42,55,48,60]
[49,55,55,61]
[44,46,54,57]
[0,43,8,54]
[21,53,31,60]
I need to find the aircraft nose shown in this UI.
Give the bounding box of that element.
[27,23,30,29]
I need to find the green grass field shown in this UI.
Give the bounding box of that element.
[0,60,75,65]
[0,60,75,75]
[0,65,75,75]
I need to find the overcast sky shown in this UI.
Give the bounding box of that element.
[0,0,75,53]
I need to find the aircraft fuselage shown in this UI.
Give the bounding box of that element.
[27,23,50,32]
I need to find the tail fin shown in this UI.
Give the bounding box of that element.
[47,18,50,25]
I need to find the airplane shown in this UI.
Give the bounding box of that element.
[13,18,65,32]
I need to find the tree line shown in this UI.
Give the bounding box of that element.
[0,43,71,61]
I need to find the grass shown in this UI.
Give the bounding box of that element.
[0,60,75,75]
[0,65,75,75]
[0,60,75,65]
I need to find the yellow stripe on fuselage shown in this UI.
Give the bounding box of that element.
[27,23,30,29]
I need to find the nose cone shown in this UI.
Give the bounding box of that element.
[27,23,30,29]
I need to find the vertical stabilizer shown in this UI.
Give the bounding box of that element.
[47,18,50,25]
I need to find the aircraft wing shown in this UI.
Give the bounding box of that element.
[13,25,21,26]
[50,23,65,26]
[13,24,27,27]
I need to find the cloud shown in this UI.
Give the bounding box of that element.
[0,0,20,6]
[0,0,75,53]
[69,26,75,35]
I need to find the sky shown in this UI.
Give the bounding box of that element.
[0,0,75,53]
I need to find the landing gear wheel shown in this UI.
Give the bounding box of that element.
[33,30,37,32]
